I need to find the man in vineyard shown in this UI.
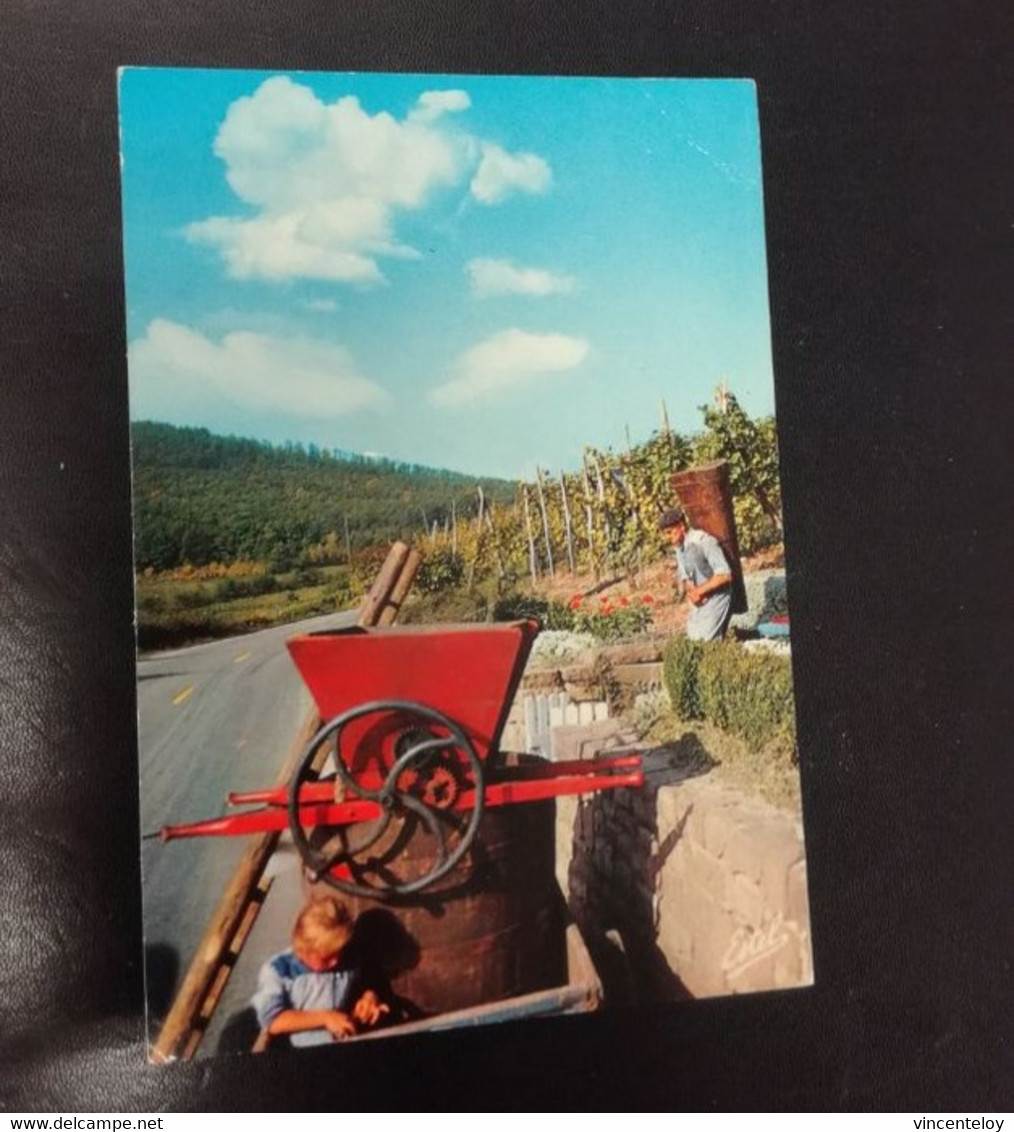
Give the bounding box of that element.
[660,508,733,642]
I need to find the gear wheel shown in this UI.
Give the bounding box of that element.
[416,764,460,810]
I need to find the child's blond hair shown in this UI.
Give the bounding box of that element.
[292,895,353,957]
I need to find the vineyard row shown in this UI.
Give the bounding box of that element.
[414,393,784,592]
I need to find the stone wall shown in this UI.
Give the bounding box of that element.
[500,639,668,759]
[555,727,813,1002]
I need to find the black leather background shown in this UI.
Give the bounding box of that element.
[1,0,1010,1112]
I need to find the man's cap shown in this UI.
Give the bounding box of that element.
[659,507,687,530]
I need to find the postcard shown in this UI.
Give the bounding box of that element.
[119,68,811,1060]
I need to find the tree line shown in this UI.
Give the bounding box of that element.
[133,393,781,583]
[131,421,515,572]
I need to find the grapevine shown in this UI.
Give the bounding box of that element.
[412,390,782,591]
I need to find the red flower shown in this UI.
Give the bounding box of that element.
[618,596,630,607]
[568,595,583,611]
[640,593,656,605]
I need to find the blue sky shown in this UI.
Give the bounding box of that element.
[119,70,775,479]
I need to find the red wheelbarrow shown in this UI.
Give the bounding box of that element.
[162,620,644,900]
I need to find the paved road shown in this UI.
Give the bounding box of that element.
[137,610,355,1024]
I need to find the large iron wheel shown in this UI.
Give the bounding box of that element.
[287,699,485,899]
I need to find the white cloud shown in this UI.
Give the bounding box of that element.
[409,89,471,122]
[187,77,551,284]
[428,328,588,408]
[305,298,338,312]
[467,257,575,298]
[187,214,387,284]
[128,319,389,419]
[211,78,463,211]
[470,143,551,204]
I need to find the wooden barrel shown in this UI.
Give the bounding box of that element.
[304,797,565,1018]
[671,461,748,614]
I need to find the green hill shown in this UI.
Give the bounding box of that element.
[131,421,515,571]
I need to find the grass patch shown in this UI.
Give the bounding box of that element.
[135,567,359,650]
[638,707,801,813]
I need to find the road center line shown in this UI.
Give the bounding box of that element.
[234,652,252,663]
[172,685,194,706]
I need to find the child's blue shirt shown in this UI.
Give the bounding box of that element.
[252,949,362,1047]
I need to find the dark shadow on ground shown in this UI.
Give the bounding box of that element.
[567,733,714,1006]
[216,1005,261,1055]
[348,908,427,1025]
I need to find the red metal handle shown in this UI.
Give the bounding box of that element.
[162,769,645,841]
[161,799,381,841]
[227,752,644,808]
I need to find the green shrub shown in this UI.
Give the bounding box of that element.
[492,593,576,630]
[171,586,214,611]
[698,644,795,747]
[402,587,490,624]
[544,602,577,631]
[662,638,795,747]
[251,573,280,597]
[415,548,466,594]
[321,577,355,608]
[493,592,545,622]
[349,545,391,592]
[214,573,279,601]
[214,577,242,602]
[662,635,707,719]
[293,566,323,588]
[495,592,651,639]
[136,590,166,615]
[573,603,652,642]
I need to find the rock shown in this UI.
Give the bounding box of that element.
[550,719,639,762]
[595,638,668,666]
[519,669,565,693]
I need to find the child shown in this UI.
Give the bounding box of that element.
[252,895,389,1047]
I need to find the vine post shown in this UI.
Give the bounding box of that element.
[591,451,613,575]
[465,486,486,591]
[581,456,598,581]
[559,471,576,573]
[521,485,538,584]
[534,467,555,580]
[484,506,506,585]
